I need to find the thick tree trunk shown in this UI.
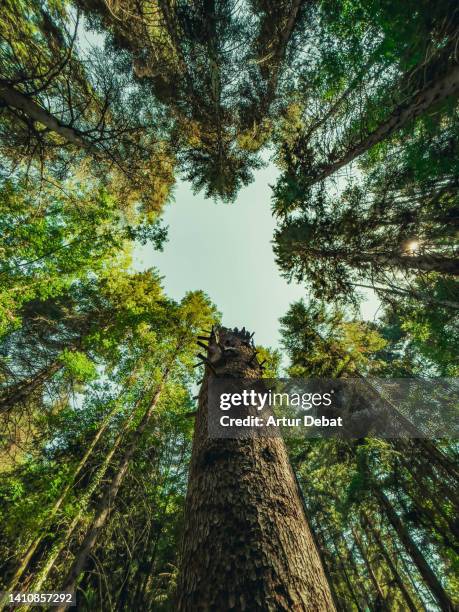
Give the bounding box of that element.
[309,62,459,186]
[176,326,335,611]
[55,374,169,610]
[375,489,454,611]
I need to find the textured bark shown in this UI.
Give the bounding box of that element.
[176,326,335,611]
[375,489,455,611]
[309,62,459,186]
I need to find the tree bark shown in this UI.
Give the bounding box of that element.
[176,326,335,611]
[375,489,455,611]
[308,62,459,186]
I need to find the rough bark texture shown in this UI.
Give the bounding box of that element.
[176,326,335,611]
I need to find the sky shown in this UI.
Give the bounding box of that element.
[134,163,381,352]
[77,12,380,353]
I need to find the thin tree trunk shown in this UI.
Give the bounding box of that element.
[0,361,63,412]
[375,488,454,611]
[402,458,459,540]
[3,397,123,595]
[55,374,169,609]
[176,326,335,611]
[314,527,352,611]
[351,283,459,310]
[362,513,419,612]
[352,527,387,608]
[350,250,458,275]
[308,62,459,186]
[342,537,373,611]
[327,529,365,611]
[393,539,428,611]
[416,439,459,481]
[18,394,146,608]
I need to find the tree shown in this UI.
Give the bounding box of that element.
[279,299,459,610]
[76,0,307,201]
[280,299,387,378]
[272,0,459,199]
[176,326,335,610]
[0,0,175,216]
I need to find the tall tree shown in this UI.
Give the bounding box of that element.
[0,0,175,215]
[177,326,335,610]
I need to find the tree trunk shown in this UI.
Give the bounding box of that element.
[416,439,459,481]
[351,283,459,310]
[0,83,94,150]
[16,394,146,610]
[55,374,169,610]
[375,489,455,611]
[309,62,459,186]
[176,326,335,611]
[362,513,419,612]
[313,527,352,611]
[327,529,365,611]
[0,361,63,412]
[3,396,123,595]
[350,250,459,276]
[352,527,387,609]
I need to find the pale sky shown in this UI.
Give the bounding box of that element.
[134,163,380,352]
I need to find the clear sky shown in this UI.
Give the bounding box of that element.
[134,163,380,352]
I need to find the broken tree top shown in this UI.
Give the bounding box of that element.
[199,325,255,346]
[194,325,266,374]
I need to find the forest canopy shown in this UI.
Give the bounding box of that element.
[0,0,458,610]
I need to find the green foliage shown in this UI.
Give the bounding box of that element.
[280,299,386,377]
[58,350,97,382]
[0,1,457,609]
